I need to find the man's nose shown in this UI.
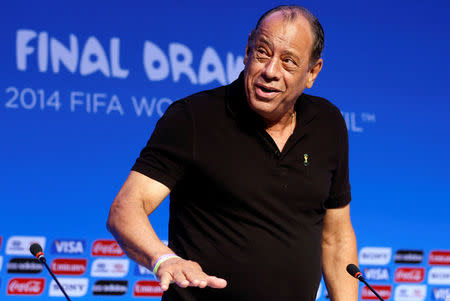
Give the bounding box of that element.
[262,58,281,81]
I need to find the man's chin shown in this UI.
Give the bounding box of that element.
[247,98,278,118]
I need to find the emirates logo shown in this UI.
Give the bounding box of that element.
[134,280,163,297]
[51,258,87,275]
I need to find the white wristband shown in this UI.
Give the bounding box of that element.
[152,254,180,275]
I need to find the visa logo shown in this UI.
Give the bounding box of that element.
[364,267,390,281]
[135,264,156,278]
[51,240,86,255]
[432,287,450,300]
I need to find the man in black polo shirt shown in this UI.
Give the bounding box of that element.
[107,5,358,301]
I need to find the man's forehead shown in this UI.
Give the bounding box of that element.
[257,11,312,40]
[254,13,313,53]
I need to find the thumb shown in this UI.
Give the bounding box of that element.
[159,271,173,291]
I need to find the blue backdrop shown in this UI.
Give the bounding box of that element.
[1,0,449,300]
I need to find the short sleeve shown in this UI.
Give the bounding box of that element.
[324,108,351,208]
[131,99,194,189]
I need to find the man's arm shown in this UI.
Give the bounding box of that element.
[106,171,227,291]
[322,203,358,301]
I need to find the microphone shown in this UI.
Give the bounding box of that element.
[29,243,72,301]
[30,243,46,263]
[346,263,363,280]
[346,264,384,301]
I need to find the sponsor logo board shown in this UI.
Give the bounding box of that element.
[429,251,450,266]
[93,280,127,295]
[133,280,163,297]
[91,258,129,277]
[394,284,427,301]
[7,278,45,295]
[7,258,43,274]
[395,267,425,283]
[361,285,392,300]
[6,236,46,255]
[395,250,424,264]
[364,267,390,281]
[51,258,87,275]
[431,287,450,301]
[91,239,124,256]
[429,267,450,285]
[49,277,88,297]
[359,247,392,265]
[51,239,86,255]
[135,264,156,278]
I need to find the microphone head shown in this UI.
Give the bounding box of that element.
[30,243,43,257]
[346,263,363,279]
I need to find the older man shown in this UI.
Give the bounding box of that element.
[107,5,358,301]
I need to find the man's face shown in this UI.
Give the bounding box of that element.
[244,12,322,121]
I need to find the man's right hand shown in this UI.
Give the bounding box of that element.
[156,257,228,291]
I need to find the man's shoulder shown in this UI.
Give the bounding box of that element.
[176,84,227,107]
[164,84,229,122]
[301,93,345,123]
[302,93,341,114]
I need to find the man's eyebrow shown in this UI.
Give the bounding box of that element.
[282,49,301,61]
[256,36,273,48]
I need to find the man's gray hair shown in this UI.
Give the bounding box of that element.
[249,5,325,69]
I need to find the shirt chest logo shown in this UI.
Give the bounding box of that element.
[303,153,309,166]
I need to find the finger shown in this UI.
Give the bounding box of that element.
[173,270,190,288]
[206,275,227,288]
[159,272,173,291]
[184,270,208,288]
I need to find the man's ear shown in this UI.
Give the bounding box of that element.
[244,31,254,66]
[306,58,323,89]
[244,43,250,66]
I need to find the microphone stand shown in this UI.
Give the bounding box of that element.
[359,277,384,301]
[37,257,72,301]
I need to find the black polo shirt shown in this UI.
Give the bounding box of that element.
[132,73,351,301]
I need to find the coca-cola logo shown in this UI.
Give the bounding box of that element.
[51,258,87,275]
[429,251,450,265]
[7,278,45,295]
[91,240,124,256]
[134,280,163,297]
[361,285,392,300]
[395,267,425,283]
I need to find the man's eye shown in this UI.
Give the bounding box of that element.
[283,58,295,64]
[256,48,268,55]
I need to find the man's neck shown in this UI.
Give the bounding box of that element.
[264,110,297,152]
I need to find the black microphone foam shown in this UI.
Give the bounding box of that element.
[30,243,43,257]
[346,263,362,278]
